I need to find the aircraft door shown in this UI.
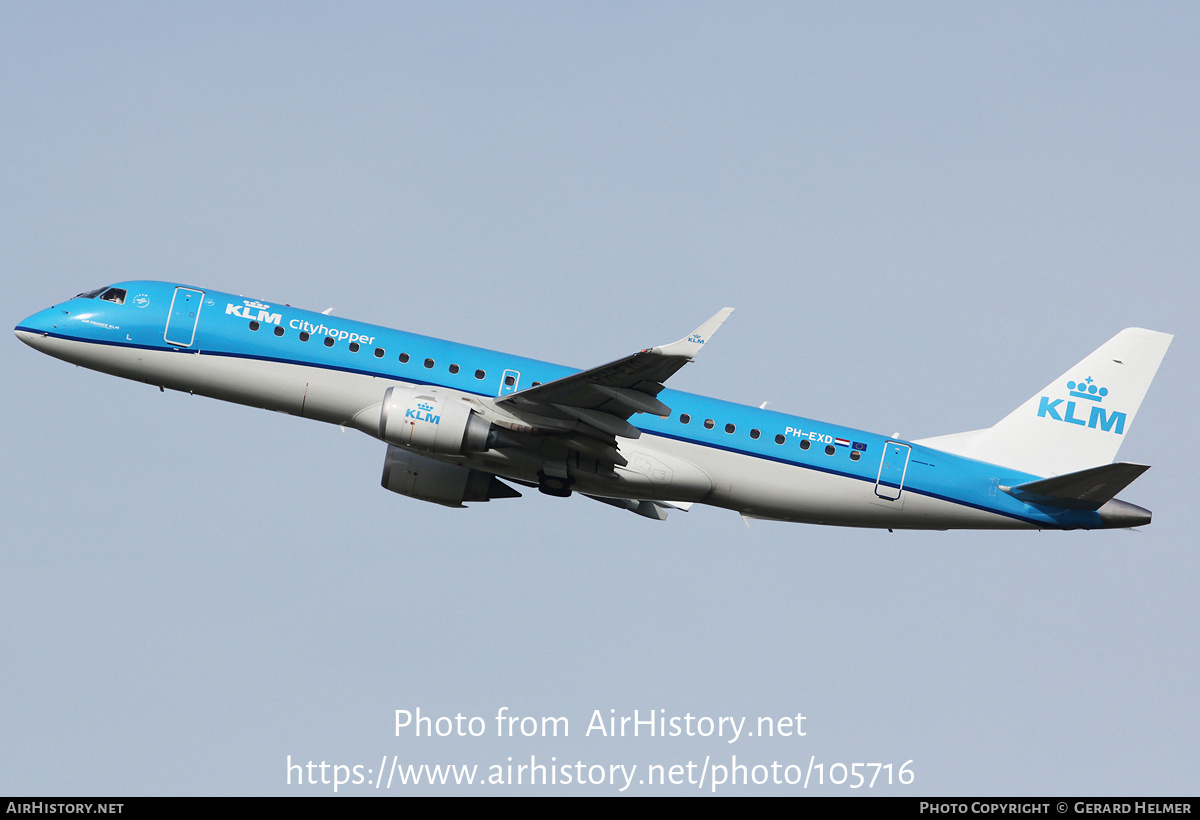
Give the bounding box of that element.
[164,287,205,347]
[875,441,911,501]
[498,369,520,396]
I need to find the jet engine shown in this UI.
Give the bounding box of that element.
[380,445,521,507]
[378,384,493,455]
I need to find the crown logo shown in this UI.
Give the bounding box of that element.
[1066,377,1108,403]
[417,402,434,412]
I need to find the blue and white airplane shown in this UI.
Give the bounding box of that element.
[16,282,1172,530]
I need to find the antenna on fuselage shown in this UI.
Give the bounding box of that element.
[321,308,334,315]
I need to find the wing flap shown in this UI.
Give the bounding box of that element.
[553,404,642,439]
[584,494,686,521]
[592,384,671,416]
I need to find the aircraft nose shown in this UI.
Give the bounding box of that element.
[14,306,65,348]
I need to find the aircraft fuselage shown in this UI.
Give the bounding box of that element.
[16,281,1160,530]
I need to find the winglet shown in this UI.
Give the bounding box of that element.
[652,308,734,360]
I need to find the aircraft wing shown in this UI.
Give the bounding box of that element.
[494,308,733,447]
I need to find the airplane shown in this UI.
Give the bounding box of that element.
[15,281,1173,530]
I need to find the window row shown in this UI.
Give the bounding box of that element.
[675,412,862,461]
[247,319,542,387]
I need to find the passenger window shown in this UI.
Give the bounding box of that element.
[475,369,486,379]
[374,348,384,358]
[324,337,335,347]
[704,419,715,429]
[800,439,810,450]
[680,414,691,424]
[249,321,260,331]
[750,429,760,439]
[449,364,460,374]
[274,326,284,337]
[775,434,785,444]
[504,375,515,386]
[399,353,410,363]
[425,358,435,369]
[825,444,835,455]
[299,332,310,342]
[725,423,735,434]
[349,342,360,352]
[850,451,861,461]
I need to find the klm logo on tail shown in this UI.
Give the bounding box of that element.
[1037,377,1126,434]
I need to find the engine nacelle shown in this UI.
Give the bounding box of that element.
[380,445,521,507]
[378,384,492,455]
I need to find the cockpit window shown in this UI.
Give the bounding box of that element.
[76,287,107,299]
[99,288,127,305]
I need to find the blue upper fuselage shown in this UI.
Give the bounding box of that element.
[16,280,1106,529]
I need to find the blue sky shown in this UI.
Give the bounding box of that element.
[3,3,1197,795]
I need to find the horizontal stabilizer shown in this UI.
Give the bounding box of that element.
[1003,462,1149,510]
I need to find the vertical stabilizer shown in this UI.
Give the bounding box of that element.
[916,328,1173,477]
